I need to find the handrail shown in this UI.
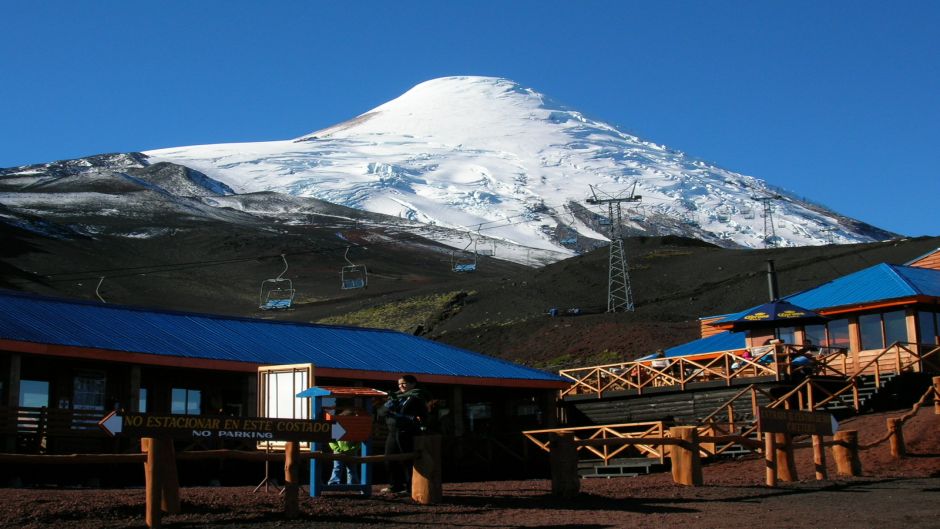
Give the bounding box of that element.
[523,422,668,464]
[560,341,939,399]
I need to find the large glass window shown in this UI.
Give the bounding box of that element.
[72,372,106,411]
[804,324,827,347]
[776,326,797,344]
[859,313,885,350]
[882,311,908,346]
[171,388,201,415]
[918,311,938,345]
[19,380,49,408]
[827,319,850,349]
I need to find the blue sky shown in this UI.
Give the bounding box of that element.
[1,1,937,237]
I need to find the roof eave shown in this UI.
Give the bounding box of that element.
[0,338,567,390]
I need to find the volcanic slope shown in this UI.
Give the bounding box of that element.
[4,199,937,371]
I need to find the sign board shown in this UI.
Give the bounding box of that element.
[757,407,838,436]
[332,415,373,442]
[98,411,332,442]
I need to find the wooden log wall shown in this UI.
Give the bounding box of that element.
[567,385,775,426]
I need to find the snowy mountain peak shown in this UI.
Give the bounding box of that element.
[143,76,893,258]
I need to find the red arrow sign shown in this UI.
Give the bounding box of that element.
[333,415,373,442]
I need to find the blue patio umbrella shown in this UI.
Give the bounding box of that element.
[723,299,827,329]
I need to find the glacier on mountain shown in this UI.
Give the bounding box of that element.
[28,77,897,257]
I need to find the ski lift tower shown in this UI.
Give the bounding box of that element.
[753,193,782,248]
[586,183,641,312]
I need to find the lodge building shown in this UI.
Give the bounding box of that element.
[0,293,565,482]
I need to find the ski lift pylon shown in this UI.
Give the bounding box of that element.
[259,254,295,310]
[341,247,368,290]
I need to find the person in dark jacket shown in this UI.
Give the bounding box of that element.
[381,374,430,494]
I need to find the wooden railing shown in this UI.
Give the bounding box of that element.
[559,343,852,398]
[542,344,940,461]
[0,406,107,452]
[523,422,667,463]
[697,342,940,454]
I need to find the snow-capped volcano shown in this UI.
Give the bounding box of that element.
[137,76,889,255]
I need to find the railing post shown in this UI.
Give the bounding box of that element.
[933,376,940,415]
[832,430,862,477]
[549,432,579,499]
[669,426,702,486]
[159,438,180,514]
[852,380,861,412]
[812,435,828,480]
[764,433,777,487]
[774,433,798,482]
[143,438,163,529]
[283,441,300,518]
[412,434,443,504]
[888,418,905,459]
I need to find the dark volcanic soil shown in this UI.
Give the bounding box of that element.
[2,410,938,529]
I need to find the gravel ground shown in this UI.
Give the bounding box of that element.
[2,410,937,529]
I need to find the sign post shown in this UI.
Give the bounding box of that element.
[296,386,382,498]
[757,407,837,485]
[99,412,334,528]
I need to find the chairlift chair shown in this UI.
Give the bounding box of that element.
[341,247,368,290]
[259,254,296,310]
[452,238,477,273]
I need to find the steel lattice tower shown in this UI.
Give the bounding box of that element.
[588,185,640,312]
[753,194,782,248]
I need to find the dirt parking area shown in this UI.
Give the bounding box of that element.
[1,410,937,529]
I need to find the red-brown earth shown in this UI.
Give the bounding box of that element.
[2,409,937,529]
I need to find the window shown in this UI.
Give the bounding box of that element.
[171,388,201,415]
[139,388,148,413]
[859,313,885,350]
[72,372,106,411]
[917,311,938,345]
[19,380,49,408]
[827,319,850,349]
[804,324,827,347]
[882,310,908,346]
[776,326,797,344]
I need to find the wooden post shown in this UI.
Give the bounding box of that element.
[412,434,443,504]
[549,432,579,499]
[832,430,862,477]
[764,434,777,487]
[143,437,163,529]
[888,418,906,459]
[283,441,300,518]
[933,376,940,415]
[812,435,828,480]
[160,438,180,514]
[669,426,702,486]
[774,432,798,482]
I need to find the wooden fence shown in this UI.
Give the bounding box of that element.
[545,377,940,497]
[0,435,443,529]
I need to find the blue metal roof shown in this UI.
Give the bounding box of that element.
[663,331,747,358]
[0,290,563,384]
[785,263,940,310]
[710,263,940,324]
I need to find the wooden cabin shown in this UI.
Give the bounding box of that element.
[0,290,566,483]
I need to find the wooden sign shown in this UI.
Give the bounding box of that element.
[757,407,837,436]
[332,415,373,442]
[98,411,332,442]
